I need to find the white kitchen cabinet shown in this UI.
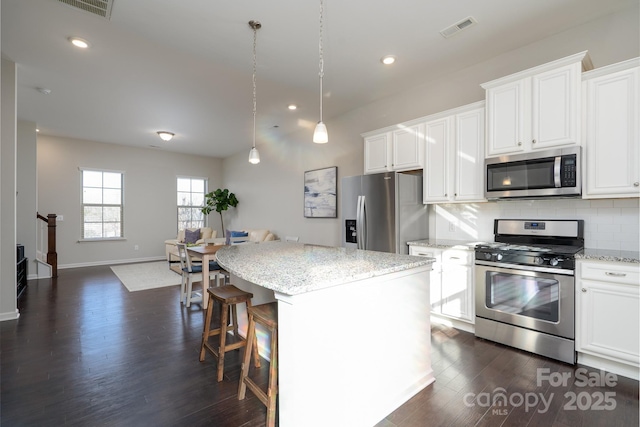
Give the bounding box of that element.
[482,51,591,157]
[363,124,424,174]
[582,58,639,199]
[423,102,485,204]
[410,245,474,330]
[576,260,640,378]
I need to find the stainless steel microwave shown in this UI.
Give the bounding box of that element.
[485,146,581,200]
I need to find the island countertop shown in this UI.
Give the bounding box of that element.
[215,241,435,296]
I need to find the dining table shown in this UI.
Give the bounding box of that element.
[186,243,225,309]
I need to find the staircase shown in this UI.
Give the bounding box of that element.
[36,213,58,278]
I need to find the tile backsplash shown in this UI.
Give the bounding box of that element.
[430,198,640,251]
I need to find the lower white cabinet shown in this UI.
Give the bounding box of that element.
[410,245,474,329]
[576,260,640,378]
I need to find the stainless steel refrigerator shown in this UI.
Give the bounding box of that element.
[341,172,428,254]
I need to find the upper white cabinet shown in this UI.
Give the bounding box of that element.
[582,58,639,199]
[363,124,424,174]
[423,102,485,204]
[482,51,592,158]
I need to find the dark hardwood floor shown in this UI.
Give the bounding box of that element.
[1,265,638,426]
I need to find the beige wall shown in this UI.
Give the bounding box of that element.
[223,5,640,247]
[37,136,224,268]
[16,120,38,278]
[1,57,19,320]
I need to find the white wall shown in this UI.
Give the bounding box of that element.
[16,120,37,278]
[223,6,640,248]
[37,135,224,268]
[1,56,19,321]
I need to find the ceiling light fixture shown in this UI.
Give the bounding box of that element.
[68,37,90,49]
[381,55,396,65]
[312,0,328,144]
[157,131,174,141]
[288,104,297,110]
[248,20,261,165]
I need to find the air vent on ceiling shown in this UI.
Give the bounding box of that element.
[57,0,114,20]
[440,16,477,38]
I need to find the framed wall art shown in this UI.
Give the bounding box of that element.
[304,166,337,218]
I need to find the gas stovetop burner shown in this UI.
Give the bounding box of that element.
[475,219,585,270]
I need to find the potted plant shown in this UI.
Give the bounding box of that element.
[201,188,238,237]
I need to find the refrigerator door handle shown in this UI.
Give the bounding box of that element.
[356,196,363,249]
[361,195,367,249]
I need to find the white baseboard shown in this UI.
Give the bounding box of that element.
[59,256,166,270]
[578,352,640,381]
[0,309,20,322]
[431,314,475,334]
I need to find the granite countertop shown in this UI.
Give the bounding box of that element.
[406,239,486,250]
[215,241,435,296]
[576,248,640,264]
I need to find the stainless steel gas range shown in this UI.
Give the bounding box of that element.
[474,219,584,364]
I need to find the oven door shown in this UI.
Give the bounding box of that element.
[475,264,575,339]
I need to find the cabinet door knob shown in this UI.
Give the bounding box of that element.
[532,139,536,144]
[454,193,457,197]
[581,288,587,292]
[634,182,639,187]
[518,142,522,146]
[444,193,447,197]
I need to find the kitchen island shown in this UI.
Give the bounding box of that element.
[215,241,435,427]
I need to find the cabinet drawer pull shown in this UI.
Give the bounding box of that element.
[634,182,639,187]
[517,142,522,146]
[448,257,461,260]
[605,272,627,277]
[532,139,536,144]
[581,288,587,292]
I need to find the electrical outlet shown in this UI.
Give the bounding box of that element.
[449,222,456,232]
[57,215,64,221]
[134,245,139,251]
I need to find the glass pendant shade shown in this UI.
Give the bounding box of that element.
[313,121,328,144]
[248,147,260,164]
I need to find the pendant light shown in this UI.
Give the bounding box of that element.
[248,20,261,164]
[312,0,328,144]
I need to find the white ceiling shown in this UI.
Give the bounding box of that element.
[1,0,635,158]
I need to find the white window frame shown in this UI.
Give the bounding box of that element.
[177,176,208,232]
[79,168,125,241]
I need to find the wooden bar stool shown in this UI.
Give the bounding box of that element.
[238,302,278,427]
[199,285,260,382]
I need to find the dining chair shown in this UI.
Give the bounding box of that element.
[175,243,225,307]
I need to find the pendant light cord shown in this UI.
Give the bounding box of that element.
[252,24,258,150]
[318,0,324,123]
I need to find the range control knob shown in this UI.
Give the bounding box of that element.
[484,252,492,261]
[495,253,503,261]
[533,256,544,265]
[550,258,560,267]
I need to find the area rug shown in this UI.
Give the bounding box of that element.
[111,261,181,292]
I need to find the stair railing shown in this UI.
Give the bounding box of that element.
[36,213,58,277]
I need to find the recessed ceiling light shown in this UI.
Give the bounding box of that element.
[288,104,297,110]
[36,129,40,132]
[68,37,90,49]
[381,55,396,65]
[157,131,174,141]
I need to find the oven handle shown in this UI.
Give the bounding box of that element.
[475,260,574,276]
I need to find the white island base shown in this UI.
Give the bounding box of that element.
[217,242,435,426]
[276,266,433,426]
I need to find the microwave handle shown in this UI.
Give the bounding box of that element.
[554,156,562,188]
